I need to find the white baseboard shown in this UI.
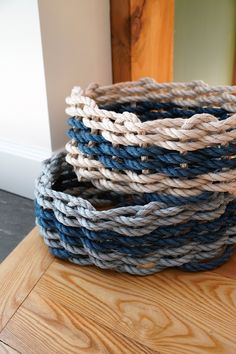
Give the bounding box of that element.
[0,141,61,199]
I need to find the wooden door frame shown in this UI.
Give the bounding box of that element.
[110,0,174,83]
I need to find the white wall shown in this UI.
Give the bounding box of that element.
[0,0,112,198]
[0,0,51,151]
[0,0,51,198]
[174,0,236,85]
[38,0,112,151]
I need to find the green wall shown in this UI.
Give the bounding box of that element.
[174,0,236,84]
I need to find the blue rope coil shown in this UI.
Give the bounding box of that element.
[100,101,231,121]
[35,153,236,275]
[35,86,236,274]
[35,199,236,256]
[67,101,236,196]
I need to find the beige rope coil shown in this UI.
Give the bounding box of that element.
[65,78,236,196]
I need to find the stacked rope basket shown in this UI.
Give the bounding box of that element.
[35,77,236,275]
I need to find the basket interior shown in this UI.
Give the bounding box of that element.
[51,166,146,209]
[100,100,233,122]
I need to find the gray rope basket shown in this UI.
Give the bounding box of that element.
[35,152,236,275]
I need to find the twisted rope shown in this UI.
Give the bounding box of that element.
[65,140,236,195]
[35,153,236,275]
[66,110,236,152]
[66,78,236,152]
[83,78,236,111]
[65,78,236,196]
[35,78,236,274]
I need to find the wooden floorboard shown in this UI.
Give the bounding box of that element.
[5,259,236,353]
[0,291,155,354]
[0,228,53,332]
[0,340,19,354]
[0,228,236,353]
[110,0,174,82]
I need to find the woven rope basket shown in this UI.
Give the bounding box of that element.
[66,77,236,197]
[35,78,236,275]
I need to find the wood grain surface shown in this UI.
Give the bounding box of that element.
[0,341,19,354]
[110,0,131,82]
[0,228,53,331]
[110,0,174,83]
[4,259,234,354]
[0,228,236,353]
[0,290,155,354]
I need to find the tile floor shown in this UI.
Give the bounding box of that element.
[0,190,35,262]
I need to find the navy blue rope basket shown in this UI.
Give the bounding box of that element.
[35,78,236,275]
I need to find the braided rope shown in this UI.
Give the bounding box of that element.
[66,78,236,152]
[35,78,236,274]
[65,78,236,196]
[83,78,236,110]
[66,110,236,152]
[65,140,236,195]
[35,153,236,275]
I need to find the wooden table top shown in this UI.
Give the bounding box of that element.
[0,228,236,354]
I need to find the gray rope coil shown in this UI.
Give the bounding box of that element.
[35,78,236,275]
[35,153,236,275]
[65,78,236,197]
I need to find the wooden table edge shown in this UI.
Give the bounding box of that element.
[0,227,54,332]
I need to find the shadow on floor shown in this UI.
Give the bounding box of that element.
[0,190,35,262]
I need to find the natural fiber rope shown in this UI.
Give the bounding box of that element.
[66,108,236,152]
[65,78,236,197]
[83,78,236,110]
[66,78,236,153]
[65,140,236,195]
[35,78,236,274]
[35,152,236,275]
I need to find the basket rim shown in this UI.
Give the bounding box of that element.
[35,153,231,210]
[65,78,236,153]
